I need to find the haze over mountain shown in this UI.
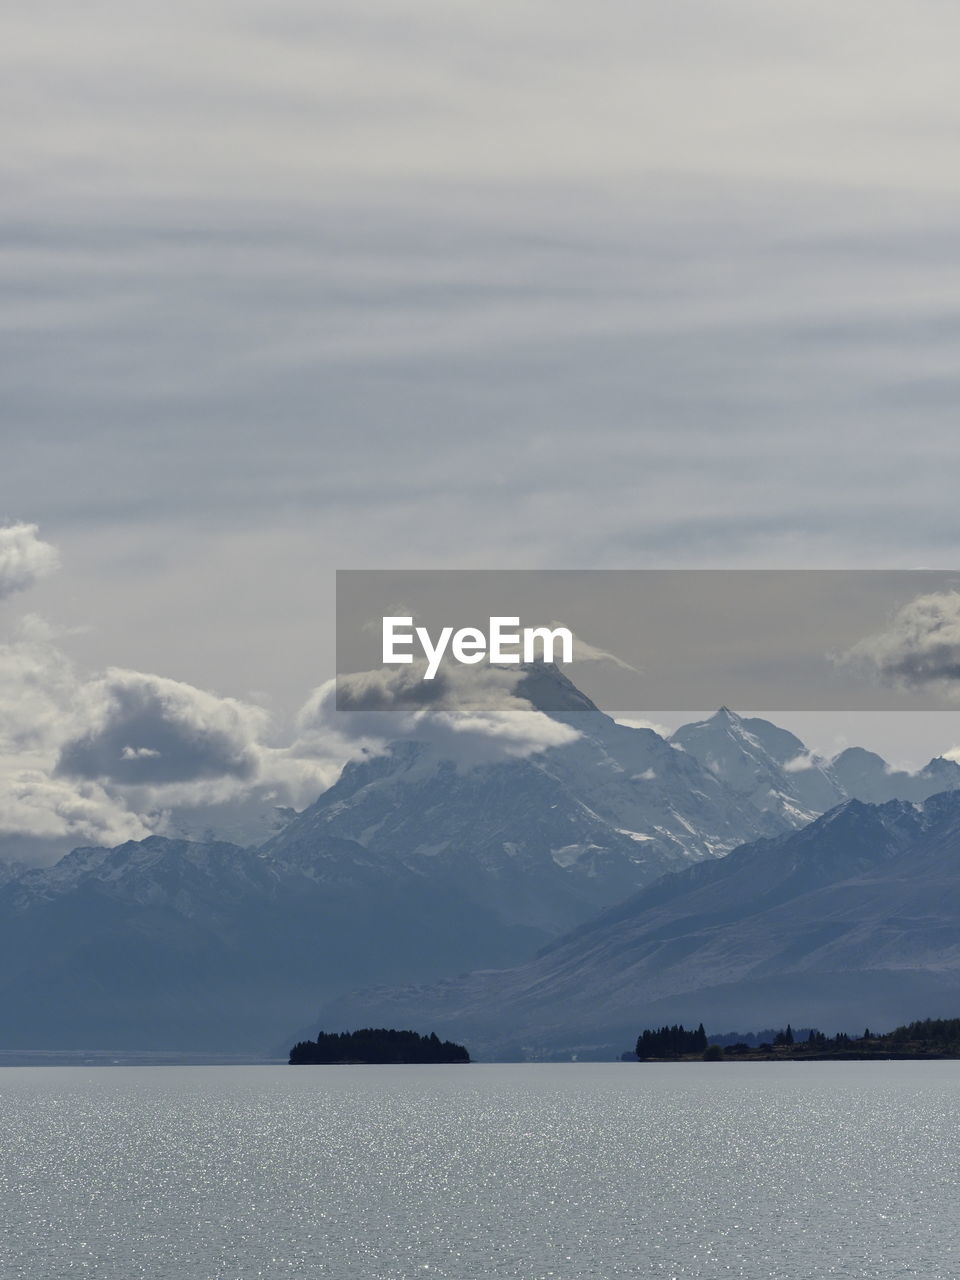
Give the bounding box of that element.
[0,834,529,1052]
[1,665,959,1052]
[317,788,960,1059]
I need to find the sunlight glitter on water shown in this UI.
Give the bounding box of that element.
[1,1063,958,1279]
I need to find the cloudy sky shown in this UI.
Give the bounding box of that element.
[4,1,960,851]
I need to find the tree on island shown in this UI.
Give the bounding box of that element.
[289,1028,470,1065]
[635,1023,708,1059]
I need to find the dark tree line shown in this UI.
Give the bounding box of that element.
[633,1016,960,1059]
[290,1028,470,1064]
[889,1017,960,1048]
[635,1023,708,1059]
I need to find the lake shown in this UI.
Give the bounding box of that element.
[1,1062,958,1278]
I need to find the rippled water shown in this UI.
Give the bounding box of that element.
[2,1062,959,1278]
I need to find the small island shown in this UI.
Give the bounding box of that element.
[289,1027,470,1065]
[628,1017,960,1061]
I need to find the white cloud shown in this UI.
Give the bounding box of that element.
[616,717,669,737]
[559,626,642,674]
[0,616,76,756]
[783,752,819,773]
[0,766,148,846]
[292,662,579,773]
[0,524,59,601]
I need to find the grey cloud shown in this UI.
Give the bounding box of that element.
[845,591,960,698]
[56,670,267,785]
[333,664,450,712]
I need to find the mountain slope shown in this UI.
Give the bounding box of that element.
[259,669,796,944]
[670,708,843,821]
[312,790,960,1057]
[0,835,533,1051]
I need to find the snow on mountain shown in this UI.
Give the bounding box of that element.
[3,664,960,1053]
[260,667,786,938]
[670,707,960,821]
[669,707,844,822]
[830,746,960,805]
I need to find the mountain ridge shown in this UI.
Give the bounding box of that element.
[1,666,959,1052]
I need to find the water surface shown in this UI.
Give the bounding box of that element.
[1,1062,957,1278]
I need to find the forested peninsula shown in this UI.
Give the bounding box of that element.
[629,1018,960,1061]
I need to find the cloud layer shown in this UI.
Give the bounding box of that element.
[6,1,960,724]
[7,4,960,822]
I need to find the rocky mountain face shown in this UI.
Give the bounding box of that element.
[318,789,960,1058]
[1,665,959,1052]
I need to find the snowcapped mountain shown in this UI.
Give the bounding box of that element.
[262,668,786,939]
[670,707,960,821]
[2,665,959,1052]
[314,788,960,1058]
[669,708,843,821]
[830,746,960,805]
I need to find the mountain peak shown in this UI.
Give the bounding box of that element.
[515,662,602,715]
[711,705,742,725]
[923,755,960,775]
[832,745,886,767]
